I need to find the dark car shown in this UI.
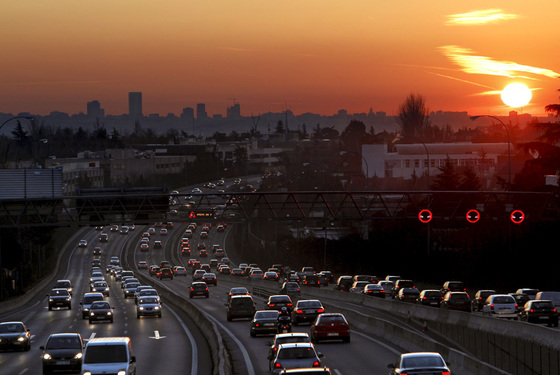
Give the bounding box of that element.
[441,292,471,312]
[40,333,84,374]
[0,321,31,351]
[519,300,558,326]
[137,296,162,319]
[267,295,294,312]
[280,282,301,297]
[250,310,281,337]
[362,283,386,298]
[88,301,114,323]
[158,267,174,280]
[123,282,141,298]
[270,343,324,374]
[48,288,72,310]
[80,292,105,319]
[417,289,443,307]
[397,288,420,303]
[392,279,415,299]
[334,276,353,292]
[93,247,102,256]
[189,281,210,298]
[441,281,466,294]
[471,290,496,311]
[302,274,322,287]
[226,295,256,321]
[292,299,324,325]
[310,313,350,343]
[54,279,73,296]
[149,265,160,276]
[510,293,530,309]
[202,272,218,286]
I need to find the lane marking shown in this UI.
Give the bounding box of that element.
[166,304,198,375]
[351,330,401,355]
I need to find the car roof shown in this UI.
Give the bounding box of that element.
[86,337,131,345]
[401,352,444,359]
[84,292,104,297]
[277,342,315,350]
[275,332,310,339]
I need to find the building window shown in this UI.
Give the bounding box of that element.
[405,160,410,168]
[414,159,419,168]
[431,159,436,168]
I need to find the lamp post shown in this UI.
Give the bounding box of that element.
[340,151,369,190]
[470,115,511,190]
[0,116,35,133]
[393,135,430,190]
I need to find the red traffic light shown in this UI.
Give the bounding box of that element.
[418,209,432,223]
[510,210,525,224]
[466,209,480,223]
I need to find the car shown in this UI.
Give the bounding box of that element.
[210,259,219,268]
[140,243,149,251]
[250,310,281,337]
[91,281,110,296]
[519,299,559,326]
[482,294,518,319]
[385,275,401,283]
[91,259,101,268]
[149,265,160,276]
[158,268,174,280]
[48,288,72,310]
[199,249,208,257]
[78,239,88,247]
[378,280,394,294]
[270,343,324,374]
[219,265,231,274]
[202,272,217,286]
[174,266,188,276]
[109,225,119,232]
[417,289,443,307]
[516,288,539,300]
[133,286,153,302]
[249,269,264,279]
[160,260,171,269]
[166,221,174,229]
[535,291,560,311]
[54,279,73,296]
[353,274,378,284]
[215,249,226,258]
[333,276,353,292]
[189,281,210,298]
[160,228,168,235]
[267,295,294,311]
[93,246,102,256]
[119,226,129,235]
[392,279,415,298]
[217,224,225,232]
[193,269,206,281]
[227,287,250,302]
[318,271,334,284]
[226,295,256,321]
[441,280,466,294]
[302,274,322,287]
[200,231,208,239]
[388,352,451,375]
[471,290,497,311]
[362,283,386,298]
[231,268,244,276]
[292,300,324,326]
[396,288,420,303]
[148,227,156,235]
[221,257,230,265]
[40,333,84,374]
[349,281,369,293]
[136,288,159,303]
[153,240,163,249]
[80,292,105,319]
[0,321,31,351]
[138,261,148,269]
[123,282,141,298]
[110,256,120,266]
[280,282,301,297]
[509,293,530,309]
[441,292,471,312]
[137,296,162,318]
[81,337,135,375]
[310,312,350,343]
[88,301,114,323]
[287,273,300,283]
[266,333,312,364]
[184,229,193,238]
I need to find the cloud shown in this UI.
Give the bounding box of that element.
[439,45,560,79]
[446,9,518,25]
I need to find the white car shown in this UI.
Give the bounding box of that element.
[388,352,451,375]
[482,294,518,319]
[78,239,88,247]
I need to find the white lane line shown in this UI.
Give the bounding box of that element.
[17,369,29,374]
[22,311,36,323]
[199,310,255,375]
[351,330,401,355]
[334,370,343,375]
[85,332,96,342]
[166,304,198,375]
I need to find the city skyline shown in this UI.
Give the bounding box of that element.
[2,2,560,117]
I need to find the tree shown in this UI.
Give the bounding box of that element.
[11,121,29,146]
[458,165,482,191]
[431,156,460,190]
[397,93,431,139]
[341,120,368,150]
[545,88,560,117]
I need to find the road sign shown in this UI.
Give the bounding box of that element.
[418,209,432,223]
[466,209,480,223]
[511,210,525,224]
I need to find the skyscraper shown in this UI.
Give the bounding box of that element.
[87,100,105,119]
[128,92,143,118]
[196,103,207,119]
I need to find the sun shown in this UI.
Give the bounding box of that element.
[501,83,532,108]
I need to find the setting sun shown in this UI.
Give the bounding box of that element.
[501,83,532,108]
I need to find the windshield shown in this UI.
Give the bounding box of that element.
[402,355,445,368]
[278,347,316,359]
[47,336,82,349]
[83,296,104,304]
[91,302,110,309]
[0,323,24,333]
[139,297,158,304]
[256,311,279,319]
[298,301,321,309]
[84,345,127,363]
[50,289,69,296]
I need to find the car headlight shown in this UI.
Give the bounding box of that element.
[84,372,92,375]
[90,312,95,316]
[17,336,26,342]
[118,371,126,375]
[139,306,144,310]
[154,306,160,310]
[74,352,83,359]
[43,353,52,360]
[107,311,112,315]
[49,298,54,302]
[66,297,71,301]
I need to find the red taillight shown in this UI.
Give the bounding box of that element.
[269,304,275,307]
[312,361,321,367]
[490,304,495,310]
[287,303,293,306]
[530,309,535,313]
[255,323,260,327]
[442,372,450,375]
[274,363,283,369]
[317,308,324,313]
[296,309,303,314]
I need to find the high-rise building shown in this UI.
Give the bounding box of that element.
[128,92,143,118]
[181,107,195,123]
[196,103,207,119]
[87,100,105,119]
[227,103,241,118]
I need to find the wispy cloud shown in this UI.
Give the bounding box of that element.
[0,80,111,87]
[439,45,560,79]
[427,72,495,89]
[446,9,518,25]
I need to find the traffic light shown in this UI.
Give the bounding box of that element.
[466,209,480,223]
[510,210,525,224]
[418,209,432,223]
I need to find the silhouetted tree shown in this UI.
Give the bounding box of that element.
[458,165,482,191]
[11,121,29,145]
[341,120,368,150]
[275,120,285,134]
[431,156,460,190]
[397,93,431,140]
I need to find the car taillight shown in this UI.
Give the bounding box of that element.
[296,309,303,314]
[442,372,450,375]
[269,304,275,307]
[490,304,495,310]
[312,361,321,367]
[530,309,535,313]
[554,308,557,313]
[274,363,283,369]
[317,308,324,313]
[287,303,292,306]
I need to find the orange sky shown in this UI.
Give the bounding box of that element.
[1,1,559,117]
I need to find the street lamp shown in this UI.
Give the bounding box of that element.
[470,115,511,190]
[340,151,369,190]
[15,138,48,168]
[393,134,430,190]
[0,116,35,133]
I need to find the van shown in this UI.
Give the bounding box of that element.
[81,337,136,375]
[535,291,560,310]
